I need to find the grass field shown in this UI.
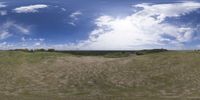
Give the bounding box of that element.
[0,51,200,100]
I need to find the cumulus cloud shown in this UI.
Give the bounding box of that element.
[13,4,48,13]
[0,21,31,40]
[68,1,200,50]
[134,2,200,22]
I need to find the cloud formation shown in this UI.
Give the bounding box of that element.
[68,11,82,26]
[0,2,7,16]
[0,42,10,50]
[0,2,6,8]
[0,10,7,16]
[1,1,200,50]
[61,8,66,11]
[0,37,46,50]
[0,21,31,40]
[14,4,48,13]
[70,1,200,50]
[70,11,82,19]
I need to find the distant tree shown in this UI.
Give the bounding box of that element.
[47,49,55,52]
[35,49,46,52]
[136,52,144,55]
[29,49,34,52]
[14,49,29,52]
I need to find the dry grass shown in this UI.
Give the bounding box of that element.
[0,51,200,100]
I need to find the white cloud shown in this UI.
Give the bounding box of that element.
[0,31,11,40]
[70,11,82,19]
[21,37,26,41]
[0,42,7,49]
[68,1,200,50]
[61,8,66,11]
[0,42,15,50]
[0,42,7,45]
[0,2,6,8]
[33,38,45,42]
[0,37,46,50]
[39,38,45,41]
[33,40,45,48]
[13,24,30,34]
[68,22,76,26]
[14,4,48,13]
[134,2,200,22]
[0,21,31,40]
[0,10,7,16]
[34,42,41,46]
[0,2,7,16]
[68,11,82,26]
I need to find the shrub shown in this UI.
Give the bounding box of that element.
[14,49,29,52]
[35,49,46,52]
[47,49,55,52]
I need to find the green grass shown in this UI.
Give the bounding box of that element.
[1,51,200,100]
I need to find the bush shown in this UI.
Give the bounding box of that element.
[136,49,168,55]
[136,52,144,55]
[14,49,29,52]
[35,49,46,52]
[47,49,55,52]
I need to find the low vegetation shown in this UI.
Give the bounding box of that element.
[1,50,200,100]
[9,49,168,57]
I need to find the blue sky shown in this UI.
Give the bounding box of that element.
[0,0,200,50]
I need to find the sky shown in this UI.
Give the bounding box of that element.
[0,0,200,50]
